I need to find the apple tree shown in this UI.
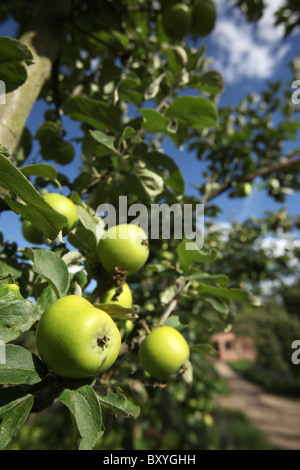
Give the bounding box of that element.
[0,0,299,450]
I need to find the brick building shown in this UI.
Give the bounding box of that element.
[210,331,256,362]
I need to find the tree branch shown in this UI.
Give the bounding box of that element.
[202,155,300,204]
[0,1,71,159]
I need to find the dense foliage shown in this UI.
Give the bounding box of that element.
[0,0,299,450]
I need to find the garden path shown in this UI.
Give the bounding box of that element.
[213,360,300,450]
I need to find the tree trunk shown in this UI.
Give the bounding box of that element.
[0,1,71,159]
[0,30,59,158]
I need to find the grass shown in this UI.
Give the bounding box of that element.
[208,408,274,450]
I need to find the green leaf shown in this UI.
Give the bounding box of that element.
[118,173,152,203]
[76,205,103,244]
[0,392,34,450]
[191,343,219,358]
[0,276,15,286]
[112,30,129,48]
[168,121,190,146]
[141,151,185,195]
[203,296,230,315]
[15,127,32,165]
[192,70,225,95]
[67,201,103,253]
[94,303,137,321]
[0,36,33,93]
[0,259,23,280]
[166,96,218,129]
[67,226,98,254]
[189,272,229,287]
[160,285,177,305]
[32,249,70,299]
[60,384,103,450]
[20,163,58,180]
[0,154,67,240]
[89,129,117,152]
[187,43,206,72]
[144,73,166,101]
[196,283,262,307]
[97,387,140,419]
[133,166,165,199]
[115,125,136,151]
[117,74,144,106]
[62,96,122,133]
[162,45,188,73]
[177,240,218,274]
[140,108,170,134]
[0,344,48,385]
[0,284,42,343]
[37,284,58,311]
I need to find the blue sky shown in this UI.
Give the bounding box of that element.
[0,0,299,250]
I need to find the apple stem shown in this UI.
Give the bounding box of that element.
[111,267,127,300]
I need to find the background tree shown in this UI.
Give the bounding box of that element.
[0,0,299,450]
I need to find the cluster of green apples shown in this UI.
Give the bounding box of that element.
[161,0,216,41]
[41,140,75,166]
[96,224,190,381]
[34,222,149,380]
[23,197,190,381]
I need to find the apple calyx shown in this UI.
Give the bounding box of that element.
[141,239,149,248]
[97,333,110,349]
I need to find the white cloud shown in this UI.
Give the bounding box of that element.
[258,235,300,260]
[210,0,291,84]
[256,0,286,41]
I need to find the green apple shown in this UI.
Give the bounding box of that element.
[139,326,190,381]
[162,3,192,40]
[44,109,58,122]
[191,0,216,38]
[43,193,78,235]
[22,220,44,245]
[159,0,178,11]
[36,295,121,379]
[6,283,20,292]
[240,182,252,196]
[102,282,133,308]
[54,141,75,166]
[97,224,149,275]
[124,319,134,335]
[203,412,214,427]
[144,300,155,312]
[157,249,175,262]
[234,182,253,197]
